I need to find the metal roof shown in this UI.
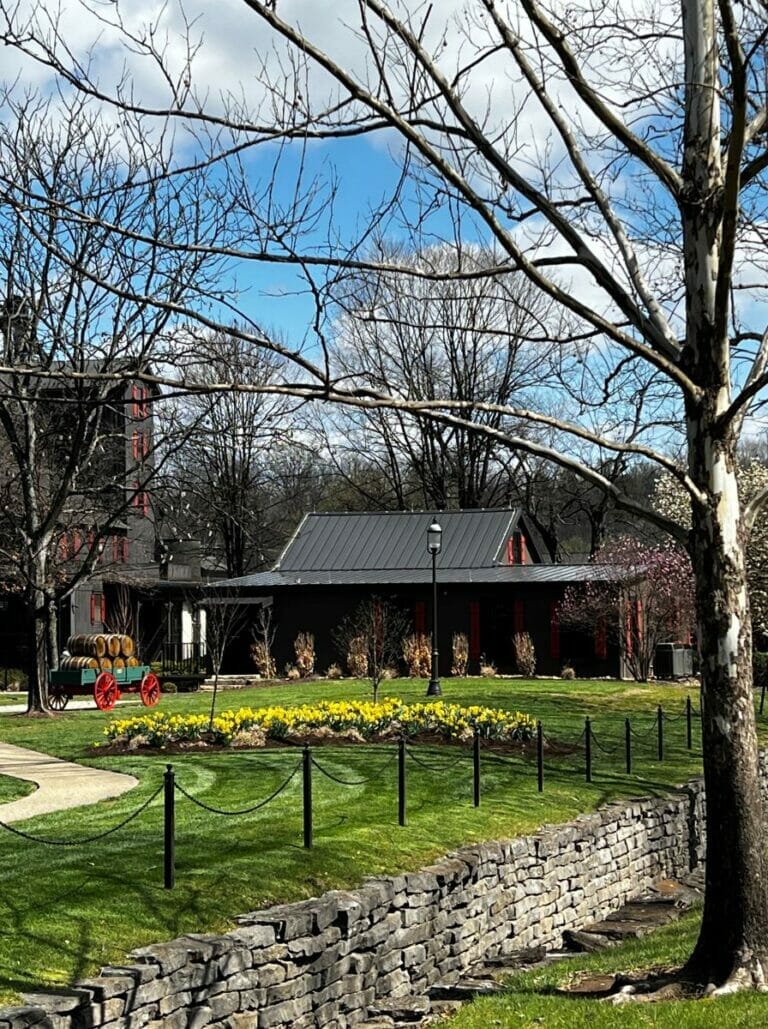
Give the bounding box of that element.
[212,564,617,590]
[275,509,524,573]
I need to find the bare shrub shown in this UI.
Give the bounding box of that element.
[326,662,343,679]
[286,665,300,680]
[452,632,469,676]
[346,636,368,678]
[479,655,497,677]
[561,664,576,680]
[402,633,431,677]
[294,632,315,677]
[513,631,536,677]
[250,606,277,679]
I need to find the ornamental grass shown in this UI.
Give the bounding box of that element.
[101,699,536,749]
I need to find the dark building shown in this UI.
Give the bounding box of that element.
[213,509,623,678]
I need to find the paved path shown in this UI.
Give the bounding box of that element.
[0,742,138,823]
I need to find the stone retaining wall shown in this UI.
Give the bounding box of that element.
[0,775,709,1029]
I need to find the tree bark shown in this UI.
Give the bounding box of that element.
[685,453,768,985]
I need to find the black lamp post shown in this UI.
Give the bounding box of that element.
[426,519,442,697]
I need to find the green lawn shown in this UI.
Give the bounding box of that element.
[442,912,768,1028]
[0,773,34,804]
[0,677,734,1006]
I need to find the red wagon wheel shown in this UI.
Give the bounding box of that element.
[49,686,70,711]
[94,671,120,711]
[139,672,161,707]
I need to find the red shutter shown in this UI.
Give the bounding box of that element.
[595,621,608,660]
[143,431,150,458]
[469,601,481,660]
[142,491,150,517]
[121,538,129,562]
[520,535,528,565]
[507,537,515,565]
[513,600,525,635]
[90,592,104,625]
[58,535,70,561]
[414,601,426,635]
[549,602,560,660]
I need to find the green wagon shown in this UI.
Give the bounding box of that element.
[48,664,161,711]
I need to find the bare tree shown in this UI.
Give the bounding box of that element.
[0,88,227,711]
[2,0,768,989]
[334,596,410,703]
[157,330,293,577]
[203,589,249,727]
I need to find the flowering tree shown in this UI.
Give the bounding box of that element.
[559,538,696,682]
[654,464,768,640]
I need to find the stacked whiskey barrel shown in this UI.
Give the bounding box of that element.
[62,634,140,671]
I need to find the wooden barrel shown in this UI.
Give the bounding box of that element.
[67,634,107,658]
[105,634,122,658]
[126,656,140,668]
[112,657,126,670]
[60,655,99,671]
[119,635,135,658]
[99,657,112,671]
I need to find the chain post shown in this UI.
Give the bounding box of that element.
[537,721,544,793]
[585,717,592,783]
[657,704,664,762]
[398,737,406,826]
[303,745,313,849]
[686,695,692,750]
[625,717,631,775]
[473,733,481,808]
[163,763,175,890]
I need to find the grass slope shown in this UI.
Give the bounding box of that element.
[442,913,768,1027]
[0,677,738,1007]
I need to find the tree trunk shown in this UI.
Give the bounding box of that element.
[684,458,768,986]
[26,585,49,713]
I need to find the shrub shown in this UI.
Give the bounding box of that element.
[293,632,315,677]
[402,633,431,677]
[513,631,536,677]
[346,636,368,677]
[160,682,178,694]
[286,666,301,681]
[479,655,497,677]
[451,632,469,676]
[250,640,276,679]
[561,664,576,680]
[0,667,28,690]
[326,662,343,679]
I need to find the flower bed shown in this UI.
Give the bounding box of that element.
[101,699,536,750]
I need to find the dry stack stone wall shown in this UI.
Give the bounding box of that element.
[1,777,711,1029]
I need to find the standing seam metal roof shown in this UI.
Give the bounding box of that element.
[276,509,521,573]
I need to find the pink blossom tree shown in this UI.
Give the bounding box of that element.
[559,537,695,682]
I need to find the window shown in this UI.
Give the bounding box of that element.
[513,600,525,635]
[112,536,130,563]
[131,384,149,419]
[131,483,150,517]
[132,429,151,462]
[507,532,528,565]
[595,620,608,660]
[90,592,106,625]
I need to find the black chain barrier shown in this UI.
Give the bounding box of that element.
[310,748,398,786]
[404,745,470,772]
[174,759,303,816]
[589,729,620,756]
[0,782,164,846]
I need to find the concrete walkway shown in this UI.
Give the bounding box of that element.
[0,742,138,823]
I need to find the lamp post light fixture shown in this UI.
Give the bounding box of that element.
[426,519,443,697]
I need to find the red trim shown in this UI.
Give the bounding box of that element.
[513,600,525,635]
[595,621,607,660]
[549,602,560,660]
[469,601,481,660]
[414,601,426,635]
[90,592,105,625]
